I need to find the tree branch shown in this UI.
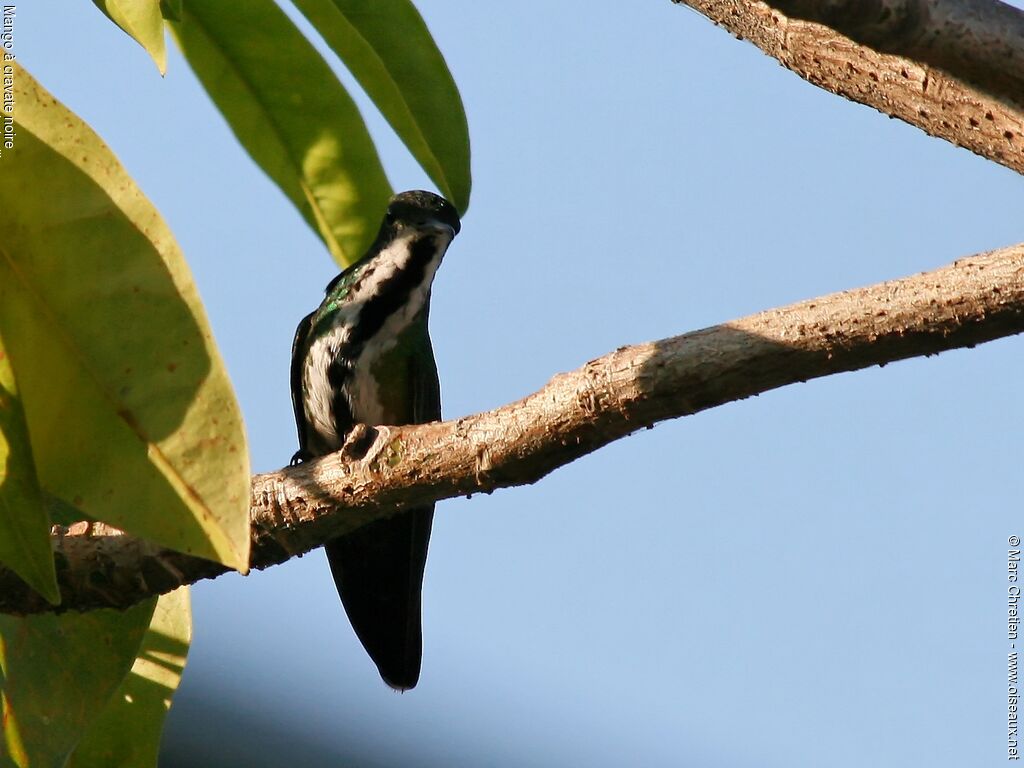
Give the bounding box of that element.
[3,243,1024,615]
[673,0,1024,176]
[771,0,1024,107]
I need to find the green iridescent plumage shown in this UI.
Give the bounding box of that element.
[290,190,459,690]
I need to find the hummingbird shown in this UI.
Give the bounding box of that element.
[290,190,460,690]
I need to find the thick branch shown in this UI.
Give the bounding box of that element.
[3,244,1024,615]
[674,0,1024,176]
[772,0,1024,107]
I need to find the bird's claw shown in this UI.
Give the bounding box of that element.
[289,449,311,467]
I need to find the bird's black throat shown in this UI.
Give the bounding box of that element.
[318,234,445,446]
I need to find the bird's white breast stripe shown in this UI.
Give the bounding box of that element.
[301,232,448,450]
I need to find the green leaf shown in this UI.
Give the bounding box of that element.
[292,0,471,213]
[68,588,191,768]
[159,0,182,22]
[92,0,168,75]
[171,0,392,267]
[0,64,251,572]
[0,334,59,605]
[0,600,156,768]
[42,494,92,528]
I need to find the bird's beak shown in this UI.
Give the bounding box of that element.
[423,219,458,239]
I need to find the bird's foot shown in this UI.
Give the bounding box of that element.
[289,449,313,467]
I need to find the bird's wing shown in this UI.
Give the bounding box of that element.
[289,309,315,462]
[411,310,441,424]
[324,313,440,690]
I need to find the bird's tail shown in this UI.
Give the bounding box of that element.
[325,505,434,690]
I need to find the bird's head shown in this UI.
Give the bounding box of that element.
[317,190,460,306]
[380,190,461,241]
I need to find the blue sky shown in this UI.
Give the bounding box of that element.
[18,2,1024,765]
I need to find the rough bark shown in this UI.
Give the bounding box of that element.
[4,244,1024,615]
[674,0,1024,176]
[771,0,1024,106]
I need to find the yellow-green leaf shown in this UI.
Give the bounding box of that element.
[159,0,182,22]
[0,600,155,768]
[0,64,251,572]
[171,0,392,267]
[0,333,59,605]
[69,588,191,768]
[292,0,471,213]
[92,0,167,75]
